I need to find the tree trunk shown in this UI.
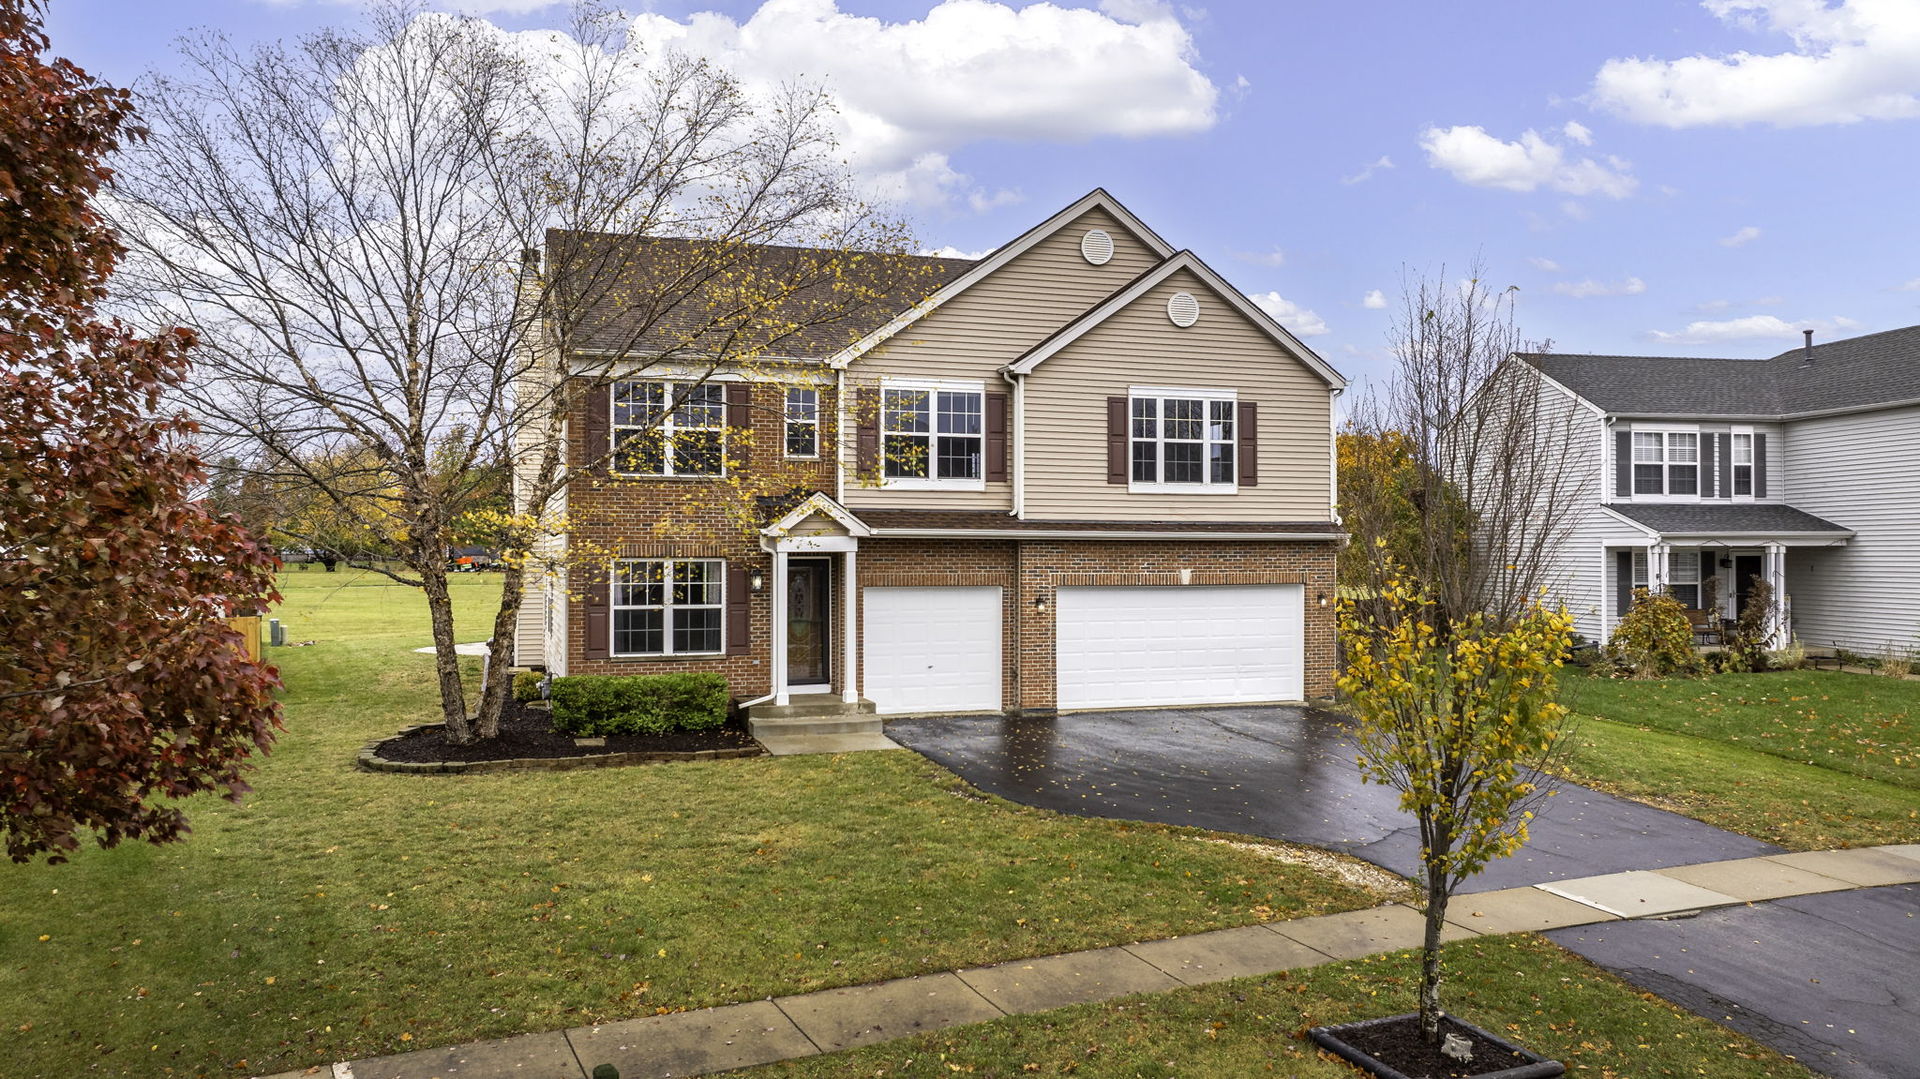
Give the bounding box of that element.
[419,555,472,743]
[1420,866,1449,1044]
[473,559,525,740]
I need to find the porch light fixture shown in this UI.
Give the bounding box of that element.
[1317,592,1328,607]
[1034,595,1048,613]
[749,569,766,592]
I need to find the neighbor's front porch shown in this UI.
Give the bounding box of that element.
[1600,539,1840,647]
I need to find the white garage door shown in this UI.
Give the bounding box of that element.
[1057,585,1303,710]
[862,587,1003,715]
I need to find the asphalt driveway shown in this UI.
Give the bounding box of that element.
[886,705,1777,892]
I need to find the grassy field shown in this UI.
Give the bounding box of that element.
[0,571,1381,1079]
[1556,668,1920,850]
[743,935,1816,1079]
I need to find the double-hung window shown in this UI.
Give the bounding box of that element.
[1731,433,1754,496]
[612,380,725,477]
[1631,431,1698,496]
[1668,553,1701,609]
[611,559,723,656]
[785,387,819,459]
[882,382,982,485]
[1130,390,1235,490]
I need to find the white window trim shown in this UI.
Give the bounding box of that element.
[1628,424,1704,503]
[1127,386,1240,495]
[784,386,820,460]
[1729,426,1757,501]
[610,557,726,657]
[611,379,728,479]
[878,377,987,492]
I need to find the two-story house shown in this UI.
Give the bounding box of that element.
[1512,326,1920,653]
[513,189,1348,718]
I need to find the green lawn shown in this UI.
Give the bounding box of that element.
[0,571,1381,1079]
[744,935,1816,1079]
[1555,668,1920,850]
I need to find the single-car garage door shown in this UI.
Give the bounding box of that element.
[1057,585,1303,710]
[863,586,1003,715]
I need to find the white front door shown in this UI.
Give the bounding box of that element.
[1056,585,1304,710]
[862,586,1003,715]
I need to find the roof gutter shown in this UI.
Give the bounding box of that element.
[869,528,1346,542]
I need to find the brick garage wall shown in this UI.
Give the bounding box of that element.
[853,537,1338,713]
[563,378,835,693]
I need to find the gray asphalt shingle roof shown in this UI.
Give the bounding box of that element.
[1519,324,1920,417]
[1609,503,1853,536]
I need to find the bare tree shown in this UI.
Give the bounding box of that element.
[113,2,935,741]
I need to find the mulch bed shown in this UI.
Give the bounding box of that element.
[1318,1014,1559,1078]
[376,697,759,764]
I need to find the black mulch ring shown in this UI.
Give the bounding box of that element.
[377,698,759,763]
[1326,1015,1557,1078]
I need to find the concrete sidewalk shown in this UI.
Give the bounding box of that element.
[261,844,1920,1079]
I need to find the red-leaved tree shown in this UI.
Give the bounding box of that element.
[0,0,281,864]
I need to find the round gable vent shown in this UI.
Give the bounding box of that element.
[1166,291,1200,327]
[1080,228,1114,266]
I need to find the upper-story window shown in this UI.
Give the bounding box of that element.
[1131,389,1235,491]
[1631,431,1697,496]
[1731,432,1754,496]
[882,381,982,486]
[785,387,819,459]
[613,380,724,476]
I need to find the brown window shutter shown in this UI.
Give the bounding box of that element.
[581,561,611,661]
[1106,396,1127,484]
[856,386,880,474]
[583,383,611,473]
[1237,401,1259,487]
[985,391,1008,482]
[726,564,750,655]
[725,383,751,427]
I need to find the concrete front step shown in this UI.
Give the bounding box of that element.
[745,696,877,721]
[749,713,883,738]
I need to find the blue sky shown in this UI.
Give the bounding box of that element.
[47,0,1920,389]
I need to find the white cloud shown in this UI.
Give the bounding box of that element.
[1648,313,1862,345]
[1562,120,1594,145]
[1527,256,1562,272]
[1552,276,1647,299]
[1693,295,1784,312]
[1361,289,1387,309]
[1894,277,1920,291]
[1234,248,1286,267]
[1419,125,1638,198]
[1591,0,1920,128]
[1341,155,1396,185]
[1250,291,1329,336]
[625,0,1218,208]
[920,244,993,259]
[1719,225,1763,247]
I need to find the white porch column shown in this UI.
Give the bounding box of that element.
[1765,543,1788,647]
[772,549,790,706]
[841,549,859,704]
[1648,542,1670,596]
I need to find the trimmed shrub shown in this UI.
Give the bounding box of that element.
[1607,588,1698,678]
[512,669,546,703]
[548,673,730,736]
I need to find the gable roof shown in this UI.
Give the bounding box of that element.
[546,231,974,361]
[1519,324,1920,418]
[825,188,1178,369]
[1001,251,1347,389]
[760,491,872,538]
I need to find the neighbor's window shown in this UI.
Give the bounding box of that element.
[1731,433,1754,496]
[1668,552,1701,609]
[611,559,724,656]
[883,383,981,482]
[785,387,819,458]
[1631,431,1698,496]
[1131,392,1234,487]
[612,380,725,476]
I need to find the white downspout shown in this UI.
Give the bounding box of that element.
[1010,373,1026,519]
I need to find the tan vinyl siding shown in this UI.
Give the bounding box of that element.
[1781,405,1920,653]
[512,332,566,668]
[843,207,1162,511]
[1021,269,1333,521]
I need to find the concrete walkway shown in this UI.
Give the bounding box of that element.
[260,844,1920,1079]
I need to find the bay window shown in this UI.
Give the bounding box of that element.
[613,380,725,476]
[611,559,724,656]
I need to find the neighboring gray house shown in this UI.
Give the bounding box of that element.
[1515,325,1920,654]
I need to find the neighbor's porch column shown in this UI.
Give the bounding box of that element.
[1648,542,1670,597]
[1765,543,1788,647]
[772,549,790,706]
[841,548,859,705]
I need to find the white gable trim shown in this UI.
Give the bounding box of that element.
[760,492,873,538]
[826,188,1176,370]
[1001,251,1347,390]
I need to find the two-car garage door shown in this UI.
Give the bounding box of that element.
[1056,585,1303,710]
